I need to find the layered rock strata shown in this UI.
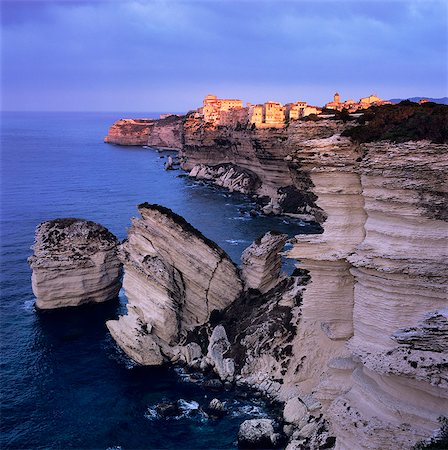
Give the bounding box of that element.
[106,203,243,365]
[327,141,448,450]
[104,110,448,448]
[104,119,156,146]
[105,113,348,220]
[188,138,448,449]
[28,219,122,309]
[189,163,261,194]
[104,115,183,148]
[240,231,288,293]
[181,118,347,220]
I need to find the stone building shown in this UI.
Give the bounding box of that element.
[325,92,391,112]
[201,94,321,128]
[249,104,263,125]
[285,101,321,120]
[263,101,285,126]
[202,94,243,123]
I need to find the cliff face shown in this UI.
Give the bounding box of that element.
[103,108,448,448]
[327,141,448,449]
[104,119,156,146]
[104,115,183,148]
[28,219,122,309]
[285,139,448,449]
[181,129,448,448]
[181,118,349,221]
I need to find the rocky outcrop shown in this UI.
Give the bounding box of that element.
[103,106,448,448]
[237,419,278,449]
[104,115,183,148]
[28,219,122,309]
[189,163,261,194]
[240,231,288,293]
[281,139,448,449]
[181,118,346,220]
[105,112,347,219]
[104,119,155,145]
[185,137,448,449]
[327,141,448,450]
[146,115,184,150]
[106,203,243,365]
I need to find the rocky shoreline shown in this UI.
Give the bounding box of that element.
[28,102,448,449]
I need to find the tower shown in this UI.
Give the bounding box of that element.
[334,92,341,104]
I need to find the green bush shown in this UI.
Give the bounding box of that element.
[342,101,448,143]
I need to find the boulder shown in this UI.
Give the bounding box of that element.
[238,419,276,449]
[283,397,308,426]
[205,398,227,418]
[207,325,235,381]
[156,401,180,417]
[28,218,122,309]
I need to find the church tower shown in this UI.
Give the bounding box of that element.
[334,92,341,104]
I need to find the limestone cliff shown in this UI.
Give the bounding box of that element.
[105,115,184,148]
[104,105,448,448]
[28,219,122,309]
[180,137,448,449]
[181,117,347,221]
[105,113,348,221]
[106,203,243,365]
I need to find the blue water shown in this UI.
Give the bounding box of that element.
[0,112,320,449]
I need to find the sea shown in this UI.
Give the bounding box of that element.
[0,112,321,449]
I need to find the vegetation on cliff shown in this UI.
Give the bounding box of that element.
[342,101,448,144]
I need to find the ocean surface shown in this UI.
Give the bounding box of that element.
[0,112,321,449]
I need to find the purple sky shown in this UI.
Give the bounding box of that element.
[1,0,447,112]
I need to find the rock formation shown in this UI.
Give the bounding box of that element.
[28,219,122,309]
[237,419,279,449]
[104,103,448,449]
[106,203,243,365]
[181,117,343,220]
[104,115,183,148]
[104,119,156,146]
[240,231,288,293]
[183,137,448,449]
[189,163,261,194]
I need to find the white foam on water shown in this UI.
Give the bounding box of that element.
[227,216,251,221]
[22,299,35,312]
[225,239,251,245]
[229,400,269,419]
[177,399,200,414]
[144,407,159,421]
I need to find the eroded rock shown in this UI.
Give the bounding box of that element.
[207,325,235,382]
[106,204,243,365]
[283,397,307,426]
[189,163,261,194]
[28,218,122,309]
[240,231,288,293]
[238,419,276,449]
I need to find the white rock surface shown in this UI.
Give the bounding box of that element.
[28,218,122,309]
[240,231,288,293]
[207,325,235,381]
[283,397,308,425]
[189,163,261,194]
[237,419,276,448]
[106,203,242,365]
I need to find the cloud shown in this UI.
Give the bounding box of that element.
[1,0,447,111]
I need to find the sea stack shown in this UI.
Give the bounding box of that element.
[28,218,122,309]
[106,203,243,365]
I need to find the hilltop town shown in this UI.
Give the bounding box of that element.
[191,92,397,128]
